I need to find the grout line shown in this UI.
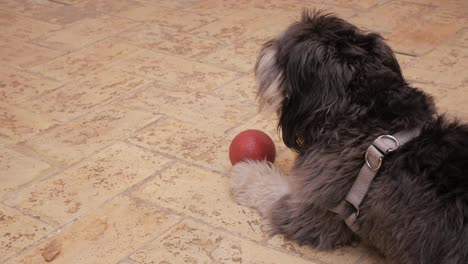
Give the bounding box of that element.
[113,196,205,261]
[117,257,139,264]
[306,0,392,13]
[0,201,55,227]
[125,139,232,177]
[19,74,156,125]
[47,0,75,5]
[0,164,59,204]
[121,160,179,197]
[111,44,246,76]
[26,19,145,70]
[2,128,169,204]
[116,145,330,263]
[395,51,417,57]
[2,188,182,263]
[125,192,284,260]
[2,226,63,263]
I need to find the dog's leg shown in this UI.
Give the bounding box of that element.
[230,160,356,249]
[230,160,289,217]
[268,194,357,249]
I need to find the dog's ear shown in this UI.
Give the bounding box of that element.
[255,41,284,112]
[284,41,353,114]
[279,38,354,151]
[373,35,403,78]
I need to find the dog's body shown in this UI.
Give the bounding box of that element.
[230,11,468,264]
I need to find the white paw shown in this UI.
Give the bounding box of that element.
[230,160,289,216]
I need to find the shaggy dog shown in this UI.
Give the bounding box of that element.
[230,11,468,264]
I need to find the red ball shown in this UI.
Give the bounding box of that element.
[229,129,276,165]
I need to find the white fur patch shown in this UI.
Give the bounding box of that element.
[260,74,284,112]
[256,47,284,113]
[230,160,289,217]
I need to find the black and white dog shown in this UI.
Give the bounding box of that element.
[230,11,468,264]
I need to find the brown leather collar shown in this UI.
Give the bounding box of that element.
[331,127,422,232]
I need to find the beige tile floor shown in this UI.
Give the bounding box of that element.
[0,0,466,263]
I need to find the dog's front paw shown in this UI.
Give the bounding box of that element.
[230,160,261,208]
[230,160,289,216]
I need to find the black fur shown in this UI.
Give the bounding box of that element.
[255,10,468,264]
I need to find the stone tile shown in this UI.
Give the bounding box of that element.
[0,0,62,18]
[116,23,223,58]
[51,0,85,4]
[0,0,93,25]
[0,103,57,144]
[212,74,258,104]
[116,4,218,31]
[308,0,385,9]
[130,220,314,264]
[348,1,432,32]
[8,142,172,225]
[76,0,144,15]
[0,65,61,104]
[394,1,468,55]
[24,103,161,165]
[405,45,467,86]
[0,10,60,40]
[129,118,230,171]
[268,235,365,264]
[132,162,267,241]
[116,50,240,92]
[31,40,141,81]
[253,0,356,18]
[191,8,289,43]
[240,4,356,44]
[123,83,256,127]
[8,195,180,264]
[20,4,99,25]
[118,259,138,264]
[25,69,151,122]
[386,18,463,55]
[437,87,468,117]
[35,16,139,52]
[406,0,466,7]
[418,2,468,25]
[135,0,201,9]
[188,0,252,11]
[0,37,64,68]
[186,6,298,45]
[0,148,50,199]
[386,4,468,55]
[0,205,53,263]
[452,29,468,47]
[249,0,308,11]
[199,38,264,72]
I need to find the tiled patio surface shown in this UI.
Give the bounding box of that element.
[1,0,466,263]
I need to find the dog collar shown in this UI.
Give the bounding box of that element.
[331,126,422,232]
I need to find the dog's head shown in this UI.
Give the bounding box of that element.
[256,10,407,151]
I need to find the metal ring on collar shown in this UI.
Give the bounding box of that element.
[375,134,400,153]
[365,150,382,170]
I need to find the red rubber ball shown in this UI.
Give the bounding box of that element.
[229,129,276,165]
